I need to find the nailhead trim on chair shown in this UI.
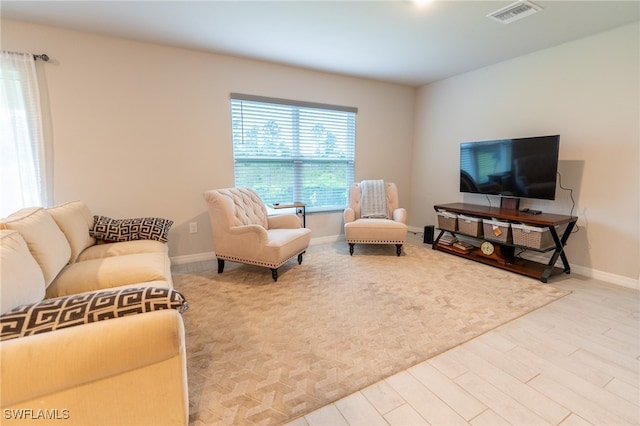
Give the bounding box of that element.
[215,251,305,269]
[346,239,406,244]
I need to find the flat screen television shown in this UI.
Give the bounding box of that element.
[460,135,560,200]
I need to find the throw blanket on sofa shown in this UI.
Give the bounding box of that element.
[360,180,388,218]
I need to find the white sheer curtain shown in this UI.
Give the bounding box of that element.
[0,51,48,217]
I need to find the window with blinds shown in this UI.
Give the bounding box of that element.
[231,94,356,212]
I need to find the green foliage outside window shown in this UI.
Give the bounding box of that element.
[232,96,356,212]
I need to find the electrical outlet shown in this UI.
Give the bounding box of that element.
[189,222,197,233]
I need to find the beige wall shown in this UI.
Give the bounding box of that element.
[411,23,639,285]
[1,19,416,259]
[3,18,638,285]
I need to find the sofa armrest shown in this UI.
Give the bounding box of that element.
[267,214,301,230]
[1,309,188,424]
[344,207,355,224]
[392,208,407,224]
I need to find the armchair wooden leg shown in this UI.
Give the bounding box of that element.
[349,243,355,256]
[271,268,278,282]
[217,258,225,273]
[396,244,402,256]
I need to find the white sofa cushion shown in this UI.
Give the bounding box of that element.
[77,239,168,262]
[0,208,71,287]
[46,252,172,298]
[0,230,46,315]
[344,218,408,243]
[47,201,96,264]
[0,308,188,424]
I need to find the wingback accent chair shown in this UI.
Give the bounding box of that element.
[343,181,407,256]
[203,188,311,281]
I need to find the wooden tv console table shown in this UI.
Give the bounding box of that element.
[433,203,578,283]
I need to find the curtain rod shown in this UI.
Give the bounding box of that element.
[3,50,50,61]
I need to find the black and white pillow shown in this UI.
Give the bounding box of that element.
[90,216,173,243]
[0,287,188,341]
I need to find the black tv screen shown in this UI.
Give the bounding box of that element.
[460,135,560,200]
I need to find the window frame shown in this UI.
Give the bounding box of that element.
[230,93,357,213]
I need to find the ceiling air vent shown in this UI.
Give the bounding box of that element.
[487,0,542,24]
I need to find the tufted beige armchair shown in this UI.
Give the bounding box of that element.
[344,181,408,256]
[203,188,311,281]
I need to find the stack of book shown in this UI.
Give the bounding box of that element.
[437,235,474,254]
[452,241,474,253]
[437,234,457,248]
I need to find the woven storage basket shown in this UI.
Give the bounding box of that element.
[457,214,483,237]
[436,211,457,232]
[511,223,555,249]
[482,219,511,243]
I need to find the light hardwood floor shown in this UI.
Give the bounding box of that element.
[284,275,639,426]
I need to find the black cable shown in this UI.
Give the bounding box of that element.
[557,171,579,233]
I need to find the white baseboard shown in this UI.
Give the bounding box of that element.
[171,232,639,291]
[171,234,346,265]
[309,235,344,245]
[171,251,216,265]
[520,251,639,290]
[565,264,638,290]
[408,225,424,234]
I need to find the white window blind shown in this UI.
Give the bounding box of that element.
[231,94,356,212]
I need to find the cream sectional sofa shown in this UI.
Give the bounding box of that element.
[0,201,189,425]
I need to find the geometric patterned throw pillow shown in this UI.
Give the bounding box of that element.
[0,287,188,341]
[90,216,173,243]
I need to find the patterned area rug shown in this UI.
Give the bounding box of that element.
[174,240,569,426]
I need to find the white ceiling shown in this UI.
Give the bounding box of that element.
[2,0,639,86]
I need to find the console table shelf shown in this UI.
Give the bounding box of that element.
[433,203,577,283]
